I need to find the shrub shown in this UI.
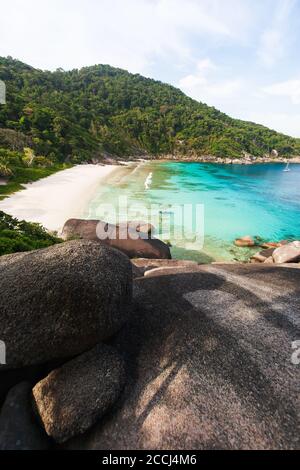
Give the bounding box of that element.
[0,211,62,256]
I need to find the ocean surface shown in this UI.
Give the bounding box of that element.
[84,162,300,262]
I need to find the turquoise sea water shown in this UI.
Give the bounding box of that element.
[85,162,300,262]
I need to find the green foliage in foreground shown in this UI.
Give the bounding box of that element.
[1,56,299,161]
[0,211,61,256]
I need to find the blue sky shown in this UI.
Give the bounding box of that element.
[1,0,300,136]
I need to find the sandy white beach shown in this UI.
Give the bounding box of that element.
[0,164,118,233]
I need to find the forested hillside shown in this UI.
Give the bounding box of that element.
[1,56,299,175]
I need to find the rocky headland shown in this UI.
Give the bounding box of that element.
[118,153,300,165]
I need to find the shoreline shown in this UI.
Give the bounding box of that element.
[1,159,299,265]
[129,155,300,165]
[0,164,120,234]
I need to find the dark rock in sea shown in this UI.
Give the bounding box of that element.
[65,264,300,450]
[32,344,126,443]
[272,241,300,264]
[62,219,171,259]
[0,240,132,369]
[0,382,50,450]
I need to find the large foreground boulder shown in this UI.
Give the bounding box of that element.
[0,240,132,369]
[32,344,126,443]
[62,219,171,259]
[65,264,300,450]
[0,382,50,450]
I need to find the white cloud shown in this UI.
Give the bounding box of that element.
[179,59,242,106]
[179,61,300,138]
[257,0,296,67]
[263,79,300,105]
[196,59,217,72]
[258,30,284,67]
[0,0,252,73]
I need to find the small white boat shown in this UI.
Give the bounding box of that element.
[283,162,290,172]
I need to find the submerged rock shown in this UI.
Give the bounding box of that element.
[62,219,171,259]
[234,236,255,247]
[272,241,300,264]
[0,382,50,450]
[65,264,300,450]
[32,344,126,443]
[0,240,132,369]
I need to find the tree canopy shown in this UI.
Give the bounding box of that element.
[0,55,299,168]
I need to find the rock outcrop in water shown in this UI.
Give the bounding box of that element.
[234,235,255,247]
[62,218,171,259]
[249,241,300,265]
[272,241,300,264]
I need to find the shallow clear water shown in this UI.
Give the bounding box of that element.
[85,162,300,262]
